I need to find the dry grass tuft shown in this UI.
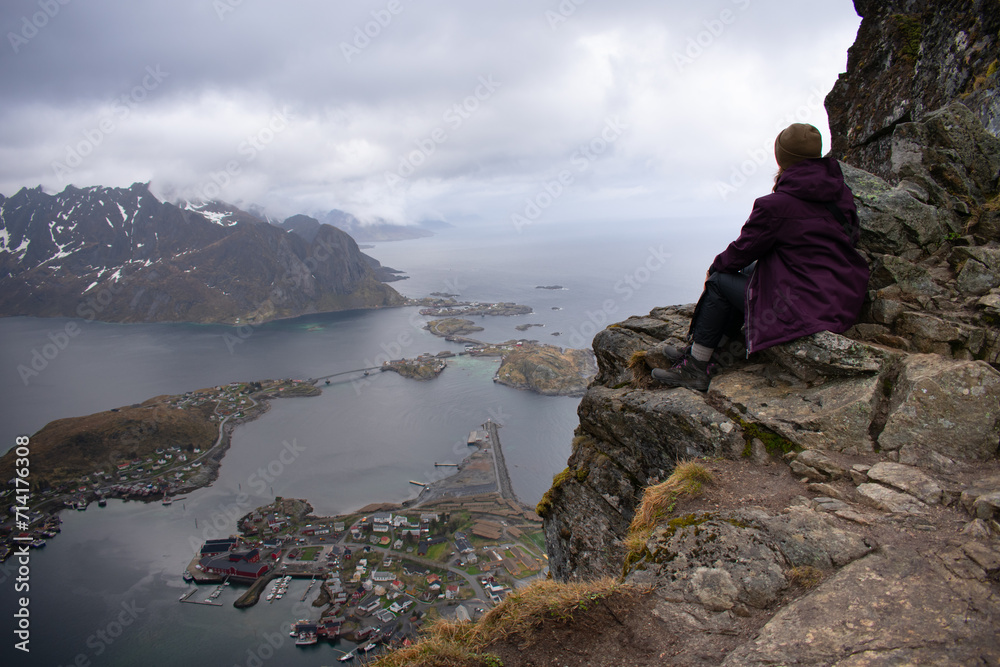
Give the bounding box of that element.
[476,577,622,645]
[629,460,713,537]
[628,350,658,389]
[371,578,628,666]
[787,565,825,589]
[371,618,483,667]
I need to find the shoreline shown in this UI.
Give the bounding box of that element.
[0,379,322,550]
[1,374,535,562]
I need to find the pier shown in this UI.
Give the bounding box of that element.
[179,587,224,606]
[300,576,317,601]
[485,419,516,502]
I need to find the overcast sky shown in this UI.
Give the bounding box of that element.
[0,0,860,226]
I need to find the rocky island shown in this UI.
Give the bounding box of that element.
[414,298,532,318]
[491,343,596,397]
[424,318,485,337]
[381,354,450,381]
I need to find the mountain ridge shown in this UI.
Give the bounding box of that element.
[0,182,405,324]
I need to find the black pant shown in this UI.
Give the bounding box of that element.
[690,271,747,349]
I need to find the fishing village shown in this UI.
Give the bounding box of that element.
[176,420,546,660]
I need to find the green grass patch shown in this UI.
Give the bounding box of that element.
[523,530,546,554]
[298,546,321,561]
[424,541,451,562]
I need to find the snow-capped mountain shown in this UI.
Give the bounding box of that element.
[0,183,404,323]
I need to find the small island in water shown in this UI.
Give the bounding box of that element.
[489,342,596,396]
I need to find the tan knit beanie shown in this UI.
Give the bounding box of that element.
[774,123,822,168]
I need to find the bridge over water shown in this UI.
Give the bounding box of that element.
[310,367,383,383]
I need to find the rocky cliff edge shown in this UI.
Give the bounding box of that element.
[540,102,1000,664]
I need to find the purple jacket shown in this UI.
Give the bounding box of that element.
[709,158,869,354]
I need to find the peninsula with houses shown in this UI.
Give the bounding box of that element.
[181,420,545,652]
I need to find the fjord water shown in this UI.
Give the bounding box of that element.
[1,218,727,666]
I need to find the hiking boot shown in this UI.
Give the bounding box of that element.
[651,353,711,392]
[646,342,720,376]
[644,341,686,370]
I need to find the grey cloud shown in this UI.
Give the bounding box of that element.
[0,0,861,224]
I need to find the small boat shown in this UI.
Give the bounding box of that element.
[76,501,88,511]
[162,495,173,506]
[29,539,46,548]
[182,571,194,582]
[361,642,377,653]
[97,497,107,507]
[294,632,317,646]
[338,650,355,662]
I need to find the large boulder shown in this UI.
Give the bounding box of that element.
[711,369,881,455]
[891,102,1000,211]
[843,163,960,257]
[762,330,898,382]
[953,246,1000,296]
[626,507,874,614]
[877,354,1000,465]
[722,547,1000,666]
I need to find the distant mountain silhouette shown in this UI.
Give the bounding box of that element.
[0,183,405,324]
[313,209,440,242]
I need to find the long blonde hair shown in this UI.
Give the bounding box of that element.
[772,166,785,192]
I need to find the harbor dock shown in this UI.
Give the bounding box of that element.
[179,587,224,606]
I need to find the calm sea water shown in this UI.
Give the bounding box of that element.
[0,218,729,666]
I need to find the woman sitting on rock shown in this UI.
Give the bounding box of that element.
[653,123,870,391]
